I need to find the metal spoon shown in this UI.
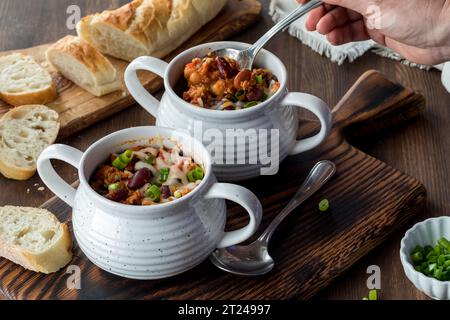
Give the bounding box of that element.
[210,160,336,276]
[213,0,323,69]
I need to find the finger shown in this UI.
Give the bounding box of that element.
[305,4,336,31]
[326,19,370,45]
[316,7,362,35]
[305,6,328,31]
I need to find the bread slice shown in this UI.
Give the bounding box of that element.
[46,35,121,97]
[0,53,56,106]
[0,105,60,180]
[0,206,72,274]
[77,0,227,62]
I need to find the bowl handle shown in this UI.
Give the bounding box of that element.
[205,183,263,248]
[37,145,83,207]
[281,92,332,155]
[124,56,169,118]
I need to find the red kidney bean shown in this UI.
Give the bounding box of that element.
[233,69,252,89]
[128,168,153,190]
[107,189,128,202]
[161,185,172,199]
[246,88,263,101]
[216,56,236,78]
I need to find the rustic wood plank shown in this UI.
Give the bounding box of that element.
[0,71,427,300]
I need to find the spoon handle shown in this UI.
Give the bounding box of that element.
[258,160,336,244]
[246,0,323,63]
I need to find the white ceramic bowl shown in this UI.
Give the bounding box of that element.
[400,216,450,300]
[124,41,333,181]
[37,126,262,280]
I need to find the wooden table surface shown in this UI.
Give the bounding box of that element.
[0,0,448,300]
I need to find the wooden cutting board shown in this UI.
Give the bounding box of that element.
[0,70,427,300]
[0,0,261,140]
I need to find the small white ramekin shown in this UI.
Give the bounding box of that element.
[400,216,450,300]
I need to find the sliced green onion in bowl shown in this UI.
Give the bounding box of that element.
[235,89,245,100]
[159,167,170,182]
[112,150,133,170]
[244,101,259,109]
[187,166,204,183]
[146,185,161,202]
[108,183,121,191]
[120,150,133,163]
[146,154,155,165]
[410,236,450,281]
[255,74,263,85]
[174,190,182,199]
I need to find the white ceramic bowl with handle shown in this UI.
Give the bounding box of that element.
[37,126,262,280]
[125,41,332,181]
[400,216,450,300]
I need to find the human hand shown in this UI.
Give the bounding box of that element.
[297,0,450,65]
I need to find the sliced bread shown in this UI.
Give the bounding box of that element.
[46,35,121,97]
[0,206,72,274]
[76,0,227,62]
[0,53,57,106]
[0,105,60,180]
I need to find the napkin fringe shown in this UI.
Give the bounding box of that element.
[371,45,432,70]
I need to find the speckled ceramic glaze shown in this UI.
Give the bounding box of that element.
[125,41,332,181]
[400,217,450,300]
[37,126,262,279]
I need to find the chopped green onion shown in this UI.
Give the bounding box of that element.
[438,237,450,251]
[146,154,155,165]
[412,237,450,281]
[318,199,330,212]
[235,89,245,99]
[112,157,126,170]
[187,166,205,183]
[159,167,170,182]
[368,289,377,300]
[145,185,161,202]
[112,150,133,170]
[120,150,133,163]
[412,252,423,262]
[262,93,269,101]
[255,74,263,85]
[244,101,259,109]
[108,183,121,191]
[174,190,182,199]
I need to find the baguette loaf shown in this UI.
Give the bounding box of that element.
[46,35,121,97]
[0,105,60,180]
[0,206,72,274]
[77,0,227,62]
[0,53,56,106]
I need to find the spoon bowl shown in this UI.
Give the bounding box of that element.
[210,160,336,276]
[212,0,322,69]
[210,240,274,276]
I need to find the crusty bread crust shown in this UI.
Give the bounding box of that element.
[0,83,57,107]
[46,35,121,97]
[77,0,227,61]
[0,207,73,274]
